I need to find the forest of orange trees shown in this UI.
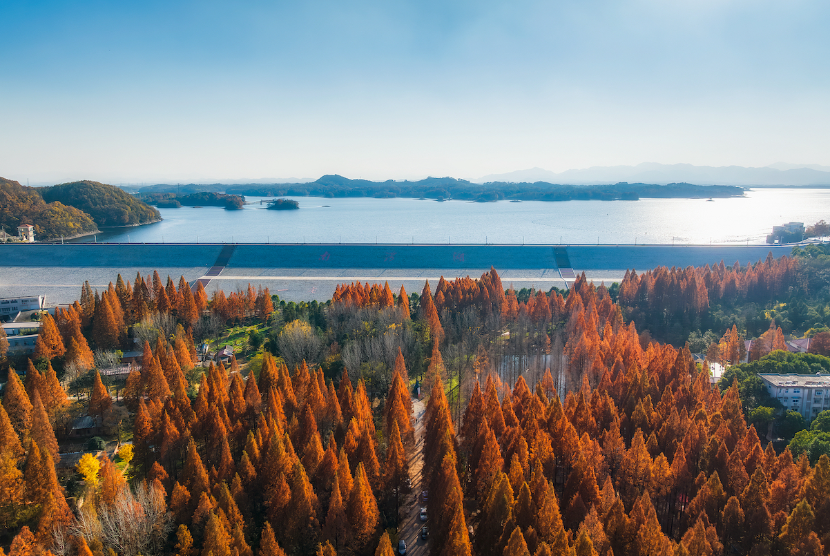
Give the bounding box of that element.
[4,249,830,556]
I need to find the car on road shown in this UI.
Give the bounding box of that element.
[420,507,427,521]
[421,490,428,503]
[421,526,429,540]
[398,539,406,555]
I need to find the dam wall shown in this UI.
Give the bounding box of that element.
[0,243,223,268]
[0,243,793,304]
[0,243,791,270]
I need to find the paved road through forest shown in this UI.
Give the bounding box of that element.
[398,397,427,556]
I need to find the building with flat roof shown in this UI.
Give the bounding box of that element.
[759,373,830,422]
[0,296,45,321]
[2,321,42,355]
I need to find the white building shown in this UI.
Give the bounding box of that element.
[2,322,42,355]
[759,373,830,422]
[0,296,45,319]
[17,224,35,242]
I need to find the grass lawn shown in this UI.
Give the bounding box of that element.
[209,322,268,356]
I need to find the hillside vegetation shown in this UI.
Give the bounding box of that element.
[141,191,246,210]
[41,180,160,226]
[0,177,98,240]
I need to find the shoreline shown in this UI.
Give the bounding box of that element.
[36,217,163,243]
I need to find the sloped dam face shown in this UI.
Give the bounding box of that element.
[0,243,790,304]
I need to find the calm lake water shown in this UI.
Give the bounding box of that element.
[74,188,830,245]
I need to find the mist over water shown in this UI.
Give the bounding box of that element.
[75,188,830,245]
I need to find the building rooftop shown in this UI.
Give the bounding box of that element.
[1,321,42,330]
[759,373,830,387]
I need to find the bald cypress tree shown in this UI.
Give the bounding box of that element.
[42,361,68,418]
[194,281,208,314]
[32,313,65,360]
[0,434,24,531]
[288,462,319,552]
[23,362,44,406]
[29,392,58,463]
[420,281,444,345]
[374,532,395,556]
[92,293,120,350]
[383,365,414,445]
[0,402,23,459]
[202,512,232,556]
[66,319,95,371]
[397,285,410,320]
[3,370,32,437]
[145,355,172,401]
[348,462,379,554]
[258,522,287,556]
[475,420,503,500]
[324,473,351,551]
[504,526,530,556]
[89,370,112,423]
[384,419,408,491]
[179,277,199,323]
[8,527,35,556]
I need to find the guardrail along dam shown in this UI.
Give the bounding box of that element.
[1,243,791,304]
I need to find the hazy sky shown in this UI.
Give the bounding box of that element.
[2,0,829,184]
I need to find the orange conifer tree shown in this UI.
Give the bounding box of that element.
[201,512,232,556]
[145,356,172,401]
[42,362,68,417]
[3,371,32,436]
[29,392,58,463]
[323,473,352,550]
[92,293,120,350]
[398,285,410,319]
[32,313,65,361]
[374,532,395,556]
[88,370,112,423]
[64,320,95,371]
[259,522,287,556]
[0,401,23,460]
[348,462,379,553]
[420,281,444,345]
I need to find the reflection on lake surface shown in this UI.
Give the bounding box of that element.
[74,188,830,245]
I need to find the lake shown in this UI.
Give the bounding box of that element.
[72,188,830,245]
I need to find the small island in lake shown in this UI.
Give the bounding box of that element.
[266,198,300,210]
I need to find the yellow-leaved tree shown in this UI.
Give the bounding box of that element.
[76,453,100,488]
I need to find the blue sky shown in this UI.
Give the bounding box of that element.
[2,0,829,183]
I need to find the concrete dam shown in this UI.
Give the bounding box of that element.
[0,243,791,305]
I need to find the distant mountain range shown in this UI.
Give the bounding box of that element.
[475,163,830,186]
[134,174,744,203]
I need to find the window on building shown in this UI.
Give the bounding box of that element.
[794,389,801,393]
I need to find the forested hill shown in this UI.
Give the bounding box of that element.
[40,180,160,226]
[0,177,98,240]
[137,174,745,201]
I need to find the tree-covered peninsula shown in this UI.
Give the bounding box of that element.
[40,180,161,226]
[0,177,98,240]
